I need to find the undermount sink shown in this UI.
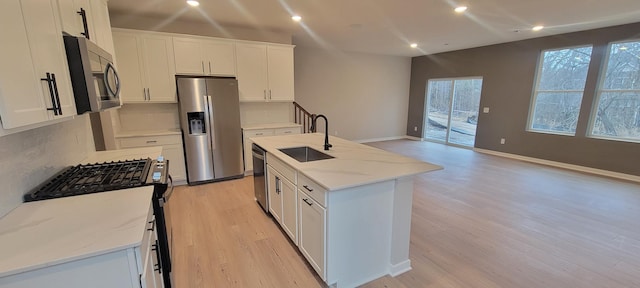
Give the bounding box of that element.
[279,146,335,162]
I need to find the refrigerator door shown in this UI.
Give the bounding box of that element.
[206,78,244,179]
[177,77,215,183]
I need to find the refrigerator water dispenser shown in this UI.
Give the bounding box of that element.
[187,112,205,134]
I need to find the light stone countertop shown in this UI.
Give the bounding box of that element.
[115,129,181,138]
[242,122,302,130]
[252,133,443,191]
[0,147,163,278]
[0,186,154,278]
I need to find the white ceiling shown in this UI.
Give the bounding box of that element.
[107,0,640,57]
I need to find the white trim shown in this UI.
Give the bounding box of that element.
[355,136,406,143]
[474,148,640,183]
[404,135,423,141]
[389,259,412,276]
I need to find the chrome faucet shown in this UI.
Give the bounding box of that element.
[310,114,332,150]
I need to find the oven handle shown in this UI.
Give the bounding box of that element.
[160,175,174,207]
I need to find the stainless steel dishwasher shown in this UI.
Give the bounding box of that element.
[252,143,269,213]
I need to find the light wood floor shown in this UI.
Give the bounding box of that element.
[169,140,640,288]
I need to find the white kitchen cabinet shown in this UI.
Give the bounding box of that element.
[242,125,301,173]
[298,189,326,280]
[117,134,187,183]
[267,160,298,245]
[173,37,236,76]
[0,0,76,130]
[236,42,295,102]
[56,0,113,54]
[113,30,176,103]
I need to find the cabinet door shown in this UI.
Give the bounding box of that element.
[298,190,326,279]
[113,32,146,103]
[267,45,295,101]
[173,37,205,75]
[141,35,176,103]
[267,166,283,223]
[0,0,48,129]
[281,177,298,244]
[23,0,76,120]
[163,144,187,183]
[236,43,268,102]
[56,0,90,38]
[140,235,157,288]
[202,40,236,76]
[89,0,114,54]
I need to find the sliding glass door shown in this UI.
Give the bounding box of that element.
[424,78,483,147]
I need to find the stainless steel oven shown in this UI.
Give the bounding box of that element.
[63,35,121,114]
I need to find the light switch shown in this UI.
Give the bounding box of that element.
[483,107,490,113]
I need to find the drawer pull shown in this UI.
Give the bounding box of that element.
[147,220,155,231]
[284,131,292,134]
[303,198,313,206]
[146,140,157,144]
[303,185,313,192]
[255,133,263,136]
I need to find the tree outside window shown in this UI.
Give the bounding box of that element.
[590,40,640,142]
[529,46,593,134]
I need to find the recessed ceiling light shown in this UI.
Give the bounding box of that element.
[619,46,628,50]
[186,0,199,7]
[532,25,544,31]
[410,43,418,48]
[454,6,468,13]
[292,15,302,22]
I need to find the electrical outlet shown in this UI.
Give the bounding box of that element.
[414,126,418,131]
[500,138,506,144]
[483,107,490,113]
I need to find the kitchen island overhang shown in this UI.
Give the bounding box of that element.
[253,133,442,288]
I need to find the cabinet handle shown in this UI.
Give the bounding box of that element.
[153,240,162,273]
[263,90,267,100]
[284,131,291,134]
[147,220,155,231]
[147,88,151,100]
[303,185,313,192]
[41,73,59,116]
[202,61,205,74]
[209,61,212,74]
[146,140,158,144]
[303,198,313,206]
[255,133,263,136]
[269,90,272,99]
[51,73,62,115]
[77,8,90,40]
[275,176,281,194]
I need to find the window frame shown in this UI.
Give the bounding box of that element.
[588,39,640,143]
[527,44,594,136]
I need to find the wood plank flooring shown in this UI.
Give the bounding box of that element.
[169,140,640,288]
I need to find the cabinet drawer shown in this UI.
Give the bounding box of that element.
[298,173,327,207]
[274,127,301,135]
[118,135,181,148]
[244,129,274,138]
[267,154,296,184]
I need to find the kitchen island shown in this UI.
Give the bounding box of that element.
[252,133,442,288]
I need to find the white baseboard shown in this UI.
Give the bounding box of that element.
[355,136,406,143]
[404,135,423,141]
[389,259,412,276]
[474,148,640,183]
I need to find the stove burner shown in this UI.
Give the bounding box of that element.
[25,159,152,202]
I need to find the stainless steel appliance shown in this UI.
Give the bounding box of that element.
[252,143,268,213]
[63,35,121,114]
[24,158,174,288]
[177,76,244,184]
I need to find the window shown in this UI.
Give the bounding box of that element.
[528,46,593,134]
[590,40,640,142]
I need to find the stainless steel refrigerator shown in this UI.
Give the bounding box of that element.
[177,76,244,184]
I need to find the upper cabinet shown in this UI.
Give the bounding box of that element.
[112,30,177,103]
[174,37,236,76]
[56,0,113,54]
[236,43,294,102]
[0,0,76,129]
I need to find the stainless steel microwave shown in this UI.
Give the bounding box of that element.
[63,36,120,114]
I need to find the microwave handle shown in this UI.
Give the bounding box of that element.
[104,62,120,97]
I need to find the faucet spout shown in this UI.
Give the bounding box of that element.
[312,114,332,150]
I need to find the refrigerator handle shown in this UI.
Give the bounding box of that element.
[203,95,215,153]
[206,95,216,151]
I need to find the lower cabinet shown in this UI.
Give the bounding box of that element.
[117,134,187,183]
[298,190,326,279]
[267,165,298,244]
[242,125,301,173]
[0,203,162,288]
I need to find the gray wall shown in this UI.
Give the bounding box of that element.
[407,22,640,176]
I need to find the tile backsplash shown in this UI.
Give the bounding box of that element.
[118,103,181,132]
[240,102,293,126]
[0,115,94,217]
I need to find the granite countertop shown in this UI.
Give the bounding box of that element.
[0,187,154,278]
[115,129,181,138]
[242,123,302,130]
[252,133,443,191]
[0,147,163,278]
